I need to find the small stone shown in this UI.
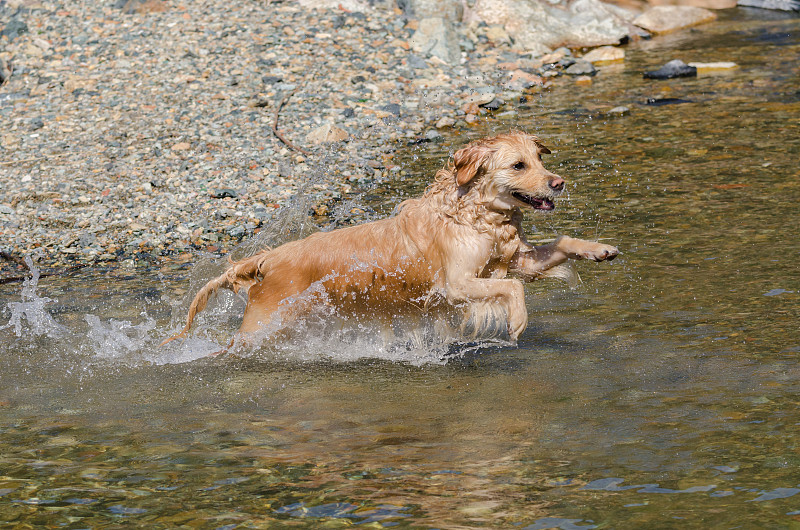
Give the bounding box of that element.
[435,116,456,128]
[306,123,349,144]
[463,92,496,106]
[540,47,572,65]
[485,25,512,45]
[227,225,246,238]
[405,54,429,69]
[211,189,238,199]
[424,129,442,140]
[380,103,402,116]
[171,142,191,151]
[1,19,28,41]
[565,59,597,76]
[643,59,697,80]
[505,69,544,90]
[479,98,503,110]
[0,59,10,85]
[574,75,593,85]
[606,106,630,116]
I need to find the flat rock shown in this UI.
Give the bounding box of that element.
[581,46,625,64]
[688,61,738,72]
[633,6,717,34]
[565,59,598,76]
[643,59,697,80]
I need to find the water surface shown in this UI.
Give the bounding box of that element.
[2,8,800,528]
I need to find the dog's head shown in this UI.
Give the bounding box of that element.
[453,132,565,212]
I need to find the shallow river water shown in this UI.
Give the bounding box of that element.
[2,8,800,529]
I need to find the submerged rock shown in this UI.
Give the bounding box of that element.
[633,6,717,34]
[645,97,694,106]
[643,59,697,80]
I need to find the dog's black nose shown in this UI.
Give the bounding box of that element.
[548,177,565,191]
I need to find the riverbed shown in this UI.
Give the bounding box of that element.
[1,8,799,528]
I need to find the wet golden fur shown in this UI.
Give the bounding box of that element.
[163,132,618,346]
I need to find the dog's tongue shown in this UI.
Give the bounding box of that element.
[535,198,555,210]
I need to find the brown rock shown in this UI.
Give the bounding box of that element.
[633,6,716,34]
[581,46,625,64]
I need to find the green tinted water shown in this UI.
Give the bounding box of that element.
[1,9,799,528]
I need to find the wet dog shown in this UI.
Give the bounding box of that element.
[163,132,618,347]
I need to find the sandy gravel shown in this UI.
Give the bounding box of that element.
[1,0,629,278]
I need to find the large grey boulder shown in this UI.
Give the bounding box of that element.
[409,17,462,64]
[469,0,635,56]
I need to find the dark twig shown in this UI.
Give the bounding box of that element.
[0,153,69,167]
[271,88,312,156]
[0,251,87,284]
[0,251,28,269]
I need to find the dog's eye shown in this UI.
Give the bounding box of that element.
[513,161,526,170]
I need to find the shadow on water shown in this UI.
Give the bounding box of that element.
[1,8,800,528]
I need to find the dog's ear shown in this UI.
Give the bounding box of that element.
[453,144,493,187]
[536,142,551,155]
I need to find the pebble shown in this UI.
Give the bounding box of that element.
[565,59,597,76]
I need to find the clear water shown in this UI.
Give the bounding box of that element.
[2,9,800,528]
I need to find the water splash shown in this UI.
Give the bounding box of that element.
[0,256,66,338]
[85,314,157,362]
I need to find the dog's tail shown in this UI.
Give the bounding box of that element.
[159,251,270,346]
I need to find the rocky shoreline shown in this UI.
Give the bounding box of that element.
[0,0,723,278]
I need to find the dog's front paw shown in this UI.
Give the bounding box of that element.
[581,243,619,262]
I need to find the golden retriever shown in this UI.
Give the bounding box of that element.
[163,132,618,347]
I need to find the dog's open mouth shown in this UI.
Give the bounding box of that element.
[512,192,555,210]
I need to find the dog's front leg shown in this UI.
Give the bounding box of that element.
[511,235,618,281]
[445,276,528,340]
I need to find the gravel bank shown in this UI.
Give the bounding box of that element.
[1,0,638,277]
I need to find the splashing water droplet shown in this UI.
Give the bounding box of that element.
[0,257,66,338]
